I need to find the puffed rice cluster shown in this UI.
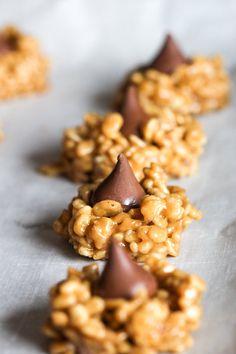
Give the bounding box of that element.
[0,128,3,142]
[40,109,206,182]
[0,26,48,100]
[43,259,206,354]
[124,56,229,116]
[53,163,201,262]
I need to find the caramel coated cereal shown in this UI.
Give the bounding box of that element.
[53,163,201,262]
[41,110,205,183]
[0,26,48,100]
[43,259,205,354]
[127,56,229,116]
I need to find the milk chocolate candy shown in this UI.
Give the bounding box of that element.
[90,154,145,211]
[0,35,16,54]
[119,85,148,137]
[149,34,187,74]
[96,238,157,299]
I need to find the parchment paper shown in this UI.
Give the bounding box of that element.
[0,1,235,353]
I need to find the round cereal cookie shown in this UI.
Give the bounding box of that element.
[0,128,4,142]
[0,26,49,100]
[53,155,201,262]
[40,106,206,183]
[116,34,230,116]
[43,239,206,354]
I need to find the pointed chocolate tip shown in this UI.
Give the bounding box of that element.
[90,154,145,211]
[95,238,157,299]
[0,35,16,55]
[0,33,17,54]
[149,33,187,74]
[119,85,148,137]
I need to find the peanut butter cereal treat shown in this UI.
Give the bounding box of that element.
[53,154,201,261]
[41,85,205,182]
[0,26,48,100]
[43,239,206,354]
[0,128,4,142]
[116,34,229,115]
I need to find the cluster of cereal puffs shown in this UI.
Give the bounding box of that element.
[0,24,227,353]
[0,26,48,100]
[116,34,229,116]
[41,33,227,354]
[41,35,230,185]
[32,32,230,353]
[0,127,4,142]
[53,155,201,262]
[43,239,206,354]
[41,88,206,183]
[41,36,229,184]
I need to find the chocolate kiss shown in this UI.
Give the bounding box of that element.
[119,85,149,137]
[90,154,145,211]
[0,36,14,55]
[95,238,157,299]
[149,34,187,74]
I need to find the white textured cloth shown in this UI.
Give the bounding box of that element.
[0,1,236,353]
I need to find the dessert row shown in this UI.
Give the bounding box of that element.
[0,26,230,353]
[41,34,230,182]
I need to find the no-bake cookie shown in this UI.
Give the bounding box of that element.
[0,128,3,142]
[116,34,229,115]
[41,86,205,183]
[0,26,48,100]
[43,239,206,354]
[53,154,201,261]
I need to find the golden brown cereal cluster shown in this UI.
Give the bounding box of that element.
[0,26,48,100]
[43,260,206,354]
[40,110,206,182]
[53,163,201,262]
[127,56,229,115]
[0,128,3,142]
